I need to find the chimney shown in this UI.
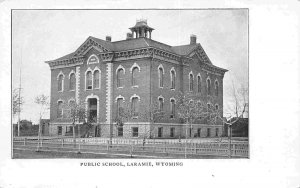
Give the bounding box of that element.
[190,34,197,45]
[106,36,111,42]
[126,33,133,40]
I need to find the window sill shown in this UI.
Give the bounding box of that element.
[132,116,138,119]
[159,87,163,89]
[117,87,124,89]
[94,87,100,90]
[131,85,139,88]
[69,90,75,92]
[85,88,93,91]
[58,91,63,93]
[170,88,175,91]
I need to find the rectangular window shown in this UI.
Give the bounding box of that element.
[66,126,73,133]
[170,127,175,138]
[118,127,123,137]
[58,126,62,135]
[132,127,138,137]
[158,127,163,138]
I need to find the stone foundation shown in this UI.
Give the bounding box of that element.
[50,122,223,139]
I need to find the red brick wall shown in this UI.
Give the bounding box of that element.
[112,59,151,123]
[49,48,225,137]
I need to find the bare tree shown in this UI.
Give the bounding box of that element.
[140,102,165,139]
[176,92,212,158]
[13,88,24,136]
[113,100,165,141]
[13,88,24,117]
[34,94,50,150]
[208,83,248,158]
[63,99,86,146]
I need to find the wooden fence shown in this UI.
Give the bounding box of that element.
[13,138,248,158]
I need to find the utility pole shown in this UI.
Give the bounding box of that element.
[17,50,23,137]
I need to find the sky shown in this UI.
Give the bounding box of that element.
[12,9,248,124]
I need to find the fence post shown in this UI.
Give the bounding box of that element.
[24,138,26,146]
[61,139,64,148]
[164,141,167,154]
[40,139,43,148]
[107,140,109,151]
[233,144,236,156]
[78,142,81,154]
[130,141,133,158]
[194,143,197,154]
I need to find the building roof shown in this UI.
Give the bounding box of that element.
[50,37,182,61]
[112,38,175,53]
[48,36,216,66]
[53,52,76,61]
[171,43,199,56]
[89,36,115,51]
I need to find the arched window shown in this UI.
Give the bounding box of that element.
[57,101,63,118]
[131,97,139,117]
[170,69,175,89]
[158,97,164,111]
[86,71,92,90]
[132,67,138,86]
[215,80,219,96]
[170,99,175,118]
[93,70,100,89]
[197,75,201,93]
[189,73,194,91]
[69,73,76,91]
[58,74,64,92]
[117,68,124,88]
[207,78,211,95]
[159,67,164,87]
[117,98,123,117]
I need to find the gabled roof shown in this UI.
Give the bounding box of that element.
[89,36,114,51]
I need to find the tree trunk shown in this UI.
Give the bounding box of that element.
[228,124,232,158]
[37,117,41,151]
[73,121,76,148]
